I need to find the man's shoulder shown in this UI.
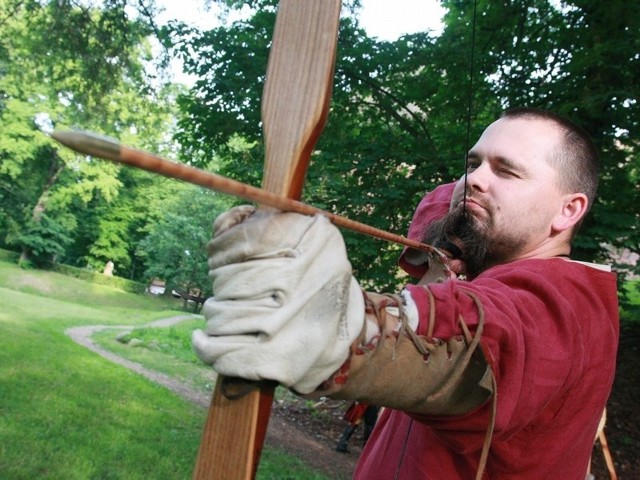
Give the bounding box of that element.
[470,257,619,314]
[481,257,614,280]
[564,259,612,272]
[407,182,457,240]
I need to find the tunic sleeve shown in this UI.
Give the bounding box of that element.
[407,258,616,440]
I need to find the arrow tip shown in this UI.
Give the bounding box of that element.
[51,130,122,160]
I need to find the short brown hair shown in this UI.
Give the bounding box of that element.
[502,108,600,212]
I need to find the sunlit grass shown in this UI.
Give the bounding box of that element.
[0,260,330,479]
[92,319,219,395]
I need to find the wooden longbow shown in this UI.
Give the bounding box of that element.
[50,1,439,477]
[192,1,342,478]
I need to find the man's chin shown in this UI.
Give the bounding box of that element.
[460,212,489,236]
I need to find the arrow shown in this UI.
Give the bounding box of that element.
[51,130,441,256]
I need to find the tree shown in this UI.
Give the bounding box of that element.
[0,0,177,268]
[164,0,497,289]
[139,184,233,312]
[66,168,161,278]
[165,0,638,291]
[440,0,640,271]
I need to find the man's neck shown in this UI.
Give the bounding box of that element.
[514,235,572,262]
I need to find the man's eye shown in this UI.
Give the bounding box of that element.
[466,162,479,171]
[498,168,517,177]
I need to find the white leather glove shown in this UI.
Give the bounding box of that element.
[192,206,366,394]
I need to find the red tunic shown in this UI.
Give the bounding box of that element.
[356,188,619,479]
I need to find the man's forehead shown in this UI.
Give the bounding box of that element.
[470,116,562,157]
[490,115,561,134]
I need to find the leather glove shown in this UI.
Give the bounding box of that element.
[192,206,366,394]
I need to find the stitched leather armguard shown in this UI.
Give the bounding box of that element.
[315,289,494,417]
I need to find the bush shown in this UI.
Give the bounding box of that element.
[0,251,148,295]
[0,248,20,262]
[46,262,147,294]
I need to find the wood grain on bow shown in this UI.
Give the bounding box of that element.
[193,1,342,479]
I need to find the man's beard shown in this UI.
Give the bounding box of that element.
[423,207,526,278]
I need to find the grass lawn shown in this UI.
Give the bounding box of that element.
[0,260,327,479]
[91,319,219,396]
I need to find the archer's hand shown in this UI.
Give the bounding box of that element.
[192,206,365,394]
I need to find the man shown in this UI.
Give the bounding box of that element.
[193,108,619,479]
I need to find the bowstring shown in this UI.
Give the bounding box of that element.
[395,2,481,472]
[462,0,479,216]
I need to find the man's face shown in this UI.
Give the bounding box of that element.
[446,117,567,275]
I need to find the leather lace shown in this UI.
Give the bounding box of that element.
[385,288,497,480]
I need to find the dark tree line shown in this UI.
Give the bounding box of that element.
[168,0,639,293]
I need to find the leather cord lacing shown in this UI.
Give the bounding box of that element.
[379,288,497,480]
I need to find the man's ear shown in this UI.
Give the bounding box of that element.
[552,193,588,232]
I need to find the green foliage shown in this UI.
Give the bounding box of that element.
[164,0,639,291]
[620,279,640,324]
[166,3,457,290]
[48,262,148,294]
[17,212,73,265]
[0,0,179,273]
[139,184,233,299]
[2,0,638,296]
[166,2,494,289]
[443,0,640,267]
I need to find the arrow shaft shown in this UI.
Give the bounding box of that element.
[51,130,438,255]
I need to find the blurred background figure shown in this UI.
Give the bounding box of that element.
[335,402,380,453]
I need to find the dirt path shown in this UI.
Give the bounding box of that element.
[65,316,359,478]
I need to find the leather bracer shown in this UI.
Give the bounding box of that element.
[316,288,494,417]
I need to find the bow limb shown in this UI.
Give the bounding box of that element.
[192,1,342,479]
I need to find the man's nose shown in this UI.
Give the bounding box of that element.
[466,163,490,192]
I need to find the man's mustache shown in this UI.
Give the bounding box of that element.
[453,195,489,212]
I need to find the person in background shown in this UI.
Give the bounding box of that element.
[335,402,380,453]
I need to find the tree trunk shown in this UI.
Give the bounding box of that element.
[21,153,65,263]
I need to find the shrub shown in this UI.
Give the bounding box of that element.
[46,262,147,294]
[0,248,20,262]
